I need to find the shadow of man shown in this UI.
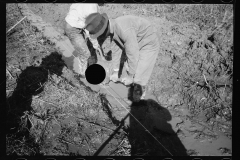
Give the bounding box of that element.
[6,52,66,135]
[127,83,188,156]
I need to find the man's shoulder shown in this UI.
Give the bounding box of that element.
[116,15,148,21]
[115,15,137,21]
[114,15,149,32]
[114,15,135,31]
[115,15,150,27]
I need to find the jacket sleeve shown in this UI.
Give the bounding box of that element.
[109,40,122,72]
[84,29,99,49]
[122,28,139,75]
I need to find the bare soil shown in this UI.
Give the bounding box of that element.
[6,3,232,156]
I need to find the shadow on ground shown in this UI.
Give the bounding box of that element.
[127,84,188,156]
[95,83,188,156]
[6,52,66,135]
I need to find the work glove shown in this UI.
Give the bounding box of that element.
[121,73,134,86]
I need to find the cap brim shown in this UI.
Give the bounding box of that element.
[89,13,108,39]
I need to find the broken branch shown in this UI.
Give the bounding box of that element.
[6,68,14,80]
[203,74,209,86]
[7,16,27,34]
[77,117,116,132]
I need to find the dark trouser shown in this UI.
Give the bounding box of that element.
[64,21,97,67]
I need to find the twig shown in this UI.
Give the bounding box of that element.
[7,65,21,71]
[6,68,14,80]
[222,84,226,97]
[210,13,233,36]
[7,16,27,34]
[35,98,59,107]
[210,4,213,15]
[203,104,219,111]
[203,74,209,86]
[57,137,75,146]
[222,10,228,23]
[83,138,91,156]
[77,117,116,132]
[109,138,125,155]
[22,29,28,39]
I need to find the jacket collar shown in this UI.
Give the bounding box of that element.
[109,19,115,43]
[109,19,114,35]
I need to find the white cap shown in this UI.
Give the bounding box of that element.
[65,3,99,29]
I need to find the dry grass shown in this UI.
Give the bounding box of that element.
[6,3,232,156]
[104,3,233,140]
[6,4,131,156]
[6,4,123,156]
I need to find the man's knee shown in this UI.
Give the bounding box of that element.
[64,22,72,36]
[64,22,83,40]
[64,27,85,51]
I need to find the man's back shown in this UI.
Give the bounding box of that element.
[115,15,152,36]
[113,15,158,50]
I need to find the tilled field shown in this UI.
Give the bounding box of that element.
[6,3,232,156]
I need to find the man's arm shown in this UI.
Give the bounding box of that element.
[122,28,140,76]
[109,39,123,72]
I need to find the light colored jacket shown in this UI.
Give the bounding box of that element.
[65,3,99,29]
[110,15,159,75]
[65,3,100,49]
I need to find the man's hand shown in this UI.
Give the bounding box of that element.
[102,76,110,85]
[110,71,119,82]
[96,47,105,61]
[121,73,134,86]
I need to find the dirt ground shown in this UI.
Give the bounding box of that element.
[6,3,232,156]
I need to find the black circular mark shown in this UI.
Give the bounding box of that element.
[162,0,175,3]
[85,64,106,85]
[132,0,146,3]
[221,0,234,3]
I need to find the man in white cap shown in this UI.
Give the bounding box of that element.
[64,3,105,76]
[84,13,160,99]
